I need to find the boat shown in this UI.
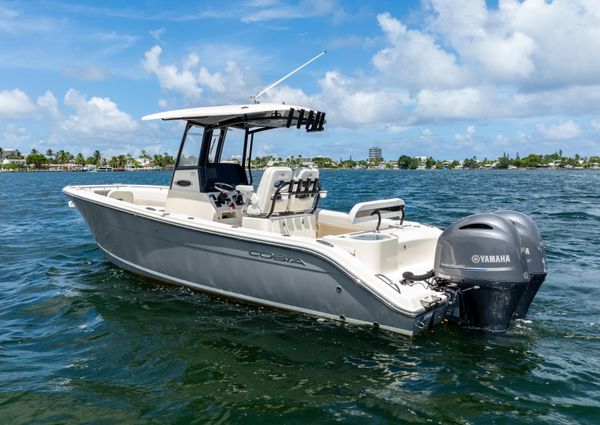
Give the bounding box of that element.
[63,103,547,336]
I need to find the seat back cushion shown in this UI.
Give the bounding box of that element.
[249,166,293,215]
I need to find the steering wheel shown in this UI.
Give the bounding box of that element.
[213,182,235,194]
[213,182,245,207]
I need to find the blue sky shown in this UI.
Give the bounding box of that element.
[1,0,600,160]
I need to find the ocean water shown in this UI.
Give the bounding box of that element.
[0,169,598,424]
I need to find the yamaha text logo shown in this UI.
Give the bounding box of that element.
[471,254,511,264]
[249,250,306,266]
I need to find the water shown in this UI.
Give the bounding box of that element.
[1,170,599,424]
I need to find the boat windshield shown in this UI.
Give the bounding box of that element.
[178,126,203,167]
[207,128,223,163]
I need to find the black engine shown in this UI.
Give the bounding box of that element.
[433,211,547,332]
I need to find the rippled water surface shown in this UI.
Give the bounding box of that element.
[1,170,599,424]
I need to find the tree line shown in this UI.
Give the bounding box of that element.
[250,151,600,169]
[2,147,599,171]
[0,148,175,170]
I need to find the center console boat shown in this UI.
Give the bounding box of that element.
[63,103,547,336]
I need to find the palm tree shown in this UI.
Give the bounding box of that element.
[93,150,102,167]
[75,153,85,167]
[151,154,162,168]
[46,149,54,163]
[109,155,127,170]
[163,152,175,168]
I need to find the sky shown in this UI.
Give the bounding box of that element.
[1,0,600,161]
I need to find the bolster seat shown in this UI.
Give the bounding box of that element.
[245,167,293,216]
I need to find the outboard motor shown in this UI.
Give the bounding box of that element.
[434,214,530,332]
[495,210,547,318]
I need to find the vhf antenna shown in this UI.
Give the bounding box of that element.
[251,50,326,103]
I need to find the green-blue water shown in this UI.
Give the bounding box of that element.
[1,170,599,424]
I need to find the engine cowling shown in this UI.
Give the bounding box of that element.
[495,210,547,318]
[434,213,530,332]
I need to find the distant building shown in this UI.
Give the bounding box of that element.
[139,157,152,167]
[283,156,320,167]
[225,155,243,164]
[0,148,17,159]
[297,156,315,166]
[369,146,382,161]
[1,158,25,166]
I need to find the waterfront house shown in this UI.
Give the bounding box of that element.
[2,158,26,166]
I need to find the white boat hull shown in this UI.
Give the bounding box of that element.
[64,185,448,337]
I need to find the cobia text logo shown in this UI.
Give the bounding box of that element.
[249,250,306,266]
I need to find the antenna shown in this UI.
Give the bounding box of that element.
[251,50,326,103]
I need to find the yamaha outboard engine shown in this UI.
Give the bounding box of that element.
[495,210,547,318]
[434,213,530,332]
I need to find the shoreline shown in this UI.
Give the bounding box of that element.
[2,167,599,173]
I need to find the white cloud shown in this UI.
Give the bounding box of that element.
[220,61,251,99]
[493,134,510,147]
[62,65,112,81]
[360,2,600,124]
[591,119,600,131]
[425,0,600,86]
[261,84,314,107]
[1,124,29,146]
[414,87,488,120]
[512,85,600,117]
[501,0,600,87]
[241,0,342,23]
[61,89,138,136]
[142,45,256,102]
[36,91,60,118]
[150,27,165,43]
[326,34,376,50]
[0,6,56,35]
[262,70,406,127]
[97,31,137,47]
[318,71,404,125]
[454,125,476,143]
[470,32,537,81]
[372,12,467,91]
[425,0,536,81]
[536,120,581,141]
[256,143,276,156]
[0,89,36,118]
[143,45,203,99]
[197,65,226,93]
